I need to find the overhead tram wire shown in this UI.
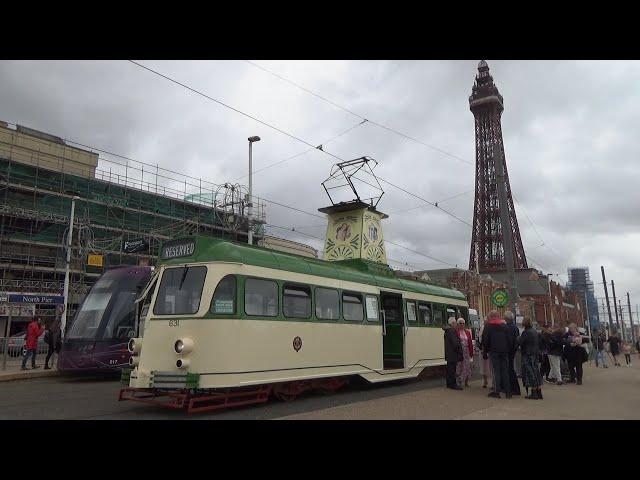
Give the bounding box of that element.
[244,60,473,166]
[233,118,368,183]
[127,60,475,233]
[125,61,549,271]
[128,60,343,163]
[243,61,569,265]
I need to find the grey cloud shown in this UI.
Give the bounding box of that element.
[1,59,638,308]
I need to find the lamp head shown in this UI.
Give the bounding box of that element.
[248,136,261,142]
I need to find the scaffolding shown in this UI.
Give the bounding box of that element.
[567,267,600,329]
[0,122,264,330]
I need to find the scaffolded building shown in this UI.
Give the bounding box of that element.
[0,122,266,332]
[567,267,600,330]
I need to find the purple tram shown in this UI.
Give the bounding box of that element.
[59,266,153,373]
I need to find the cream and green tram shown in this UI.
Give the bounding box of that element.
[124,236,468,409]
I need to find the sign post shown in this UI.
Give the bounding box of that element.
[491,289,509,308]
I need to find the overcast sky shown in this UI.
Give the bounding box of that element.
[1,60,639,322]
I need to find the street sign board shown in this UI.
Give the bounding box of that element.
[7,294,64,304]
[491,289,509,307]
[87,254,104,267]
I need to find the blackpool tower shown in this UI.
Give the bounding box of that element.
[468,61,528,273]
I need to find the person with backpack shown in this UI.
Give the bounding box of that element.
[21,316,44,370]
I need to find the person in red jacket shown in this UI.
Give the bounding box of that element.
[21,316,44,370]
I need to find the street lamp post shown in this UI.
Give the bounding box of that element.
[247,136,261,245]
[548,274,556,327]
[61,196,80,339]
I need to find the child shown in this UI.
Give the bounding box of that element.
[623,341,632,367]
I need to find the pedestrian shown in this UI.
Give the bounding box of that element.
[44,319,61,370]
[478,317,494,389]
[622,341,632,367]
[608,331,621,366]
[504,311,521,396]
[564,323,587,385]
[594,329,608,368]
[456,318,474,388]
[518,317,543,399]
[539,326,552,381]
[444,317,463,390]
[546,326,565,385]
[481,310,512,399]
[21,316,44,371]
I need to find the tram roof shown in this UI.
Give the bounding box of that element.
[159,236,466,301]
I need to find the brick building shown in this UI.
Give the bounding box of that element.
[415,268,587,329]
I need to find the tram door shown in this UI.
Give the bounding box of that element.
[381,292,405,370]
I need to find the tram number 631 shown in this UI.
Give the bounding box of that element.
[169,319,180,327]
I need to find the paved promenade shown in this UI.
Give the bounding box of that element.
[279,360,640,420]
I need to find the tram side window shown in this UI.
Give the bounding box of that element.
[316,288,340,320]
[418,302,432,326]
[283,284,311,319]
[245,278,278,317]
[210,275,236,315]
[406,300,417,323]
[343,292,364,321]
[153,266,207,315]
[432,304,445,327]
[365,295,379,322]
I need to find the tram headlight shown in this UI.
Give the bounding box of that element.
[174,338,193,355]
[129,356,140,367]
[128,338,142,355]
[176,358,190,369]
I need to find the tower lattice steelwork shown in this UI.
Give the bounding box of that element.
[468,61,528,273]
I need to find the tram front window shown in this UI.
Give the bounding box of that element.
[67,292,111,339]
[100,291,138,339]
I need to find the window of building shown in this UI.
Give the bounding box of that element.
[418,302,432,326]
[365,295,379,322]
[406,300,417,323]
[153,266,207,315]
[315,288,340,320]
[210,275,236,314]
[245,278,278,317]
[343,292,364,321]
[283,284,311,319]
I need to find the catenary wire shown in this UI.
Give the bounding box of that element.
[125,61,563,274]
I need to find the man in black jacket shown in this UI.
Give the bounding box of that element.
[482,310,513,398]
[443,317,463,390]
[504,311,522,396]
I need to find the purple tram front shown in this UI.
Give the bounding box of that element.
[58,266,153,373]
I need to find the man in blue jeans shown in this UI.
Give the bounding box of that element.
[594,330,608,368]
[481,310,513,399]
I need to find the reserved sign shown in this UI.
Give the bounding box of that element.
[161,238,196,260]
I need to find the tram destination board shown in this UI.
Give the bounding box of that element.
[161,238,196,260]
